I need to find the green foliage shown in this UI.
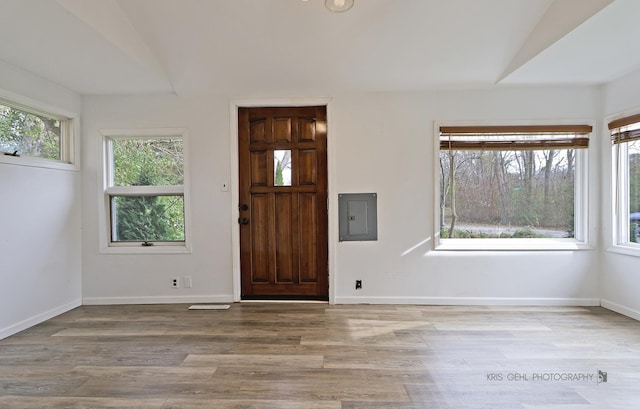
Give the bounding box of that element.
[629,151,640,214]
[113,138,183,186]
[442,228,491,238]
[627,147,639,243]
[111,138,185,242]
[0,104,60,159]
[508,228,547,238]
[441,227,550,239]
[113,196,184,241]
[275,160,284,186]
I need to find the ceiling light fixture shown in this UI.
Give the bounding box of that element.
[325,0,354,13]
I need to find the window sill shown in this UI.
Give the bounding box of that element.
[100,244,192,255]
[606,244,640,258]
[435,238,592,251]
[0,154,77,171]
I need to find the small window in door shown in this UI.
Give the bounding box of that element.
[274,150,292,186]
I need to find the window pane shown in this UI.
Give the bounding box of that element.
[111,195,185,242]
[274,150,292,186]
[0,104,61,160]
[439,149,575,239]
[628,140,640,243]
[112,138,183,186]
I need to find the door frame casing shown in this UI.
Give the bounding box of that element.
[229,98,335,303]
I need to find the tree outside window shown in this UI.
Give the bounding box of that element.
[105,135,186,245]
[438,125,590,241]
[0,102,64,161]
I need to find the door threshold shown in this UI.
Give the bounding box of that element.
[240,299,329,304]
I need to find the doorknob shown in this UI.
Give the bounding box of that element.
[239,204,249,211]
[238,218,249,225]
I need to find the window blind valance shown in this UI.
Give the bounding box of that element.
[439,125,592,151]
[608,114,640,145]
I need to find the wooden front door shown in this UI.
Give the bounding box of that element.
[238,106,328,300]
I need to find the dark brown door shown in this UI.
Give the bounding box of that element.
[238,106,328,300]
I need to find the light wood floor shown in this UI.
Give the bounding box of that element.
[1,303,639,408]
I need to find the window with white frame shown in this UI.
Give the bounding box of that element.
[103,130,188,249]
[0,98,72,163]
[437,125,591,249]
[609,115,640,249]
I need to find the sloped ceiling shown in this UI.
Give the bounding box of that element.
[0,0,636,96]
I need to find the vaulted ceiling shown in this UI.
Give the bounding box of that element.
[0,0,637,96]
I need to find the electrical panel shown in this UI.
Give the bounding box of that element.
[338,193,378,242]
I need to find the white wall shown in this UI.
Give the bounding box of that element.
[331,87,600,304]
[0,61,82,339]
[82,86,601,306]
[600,68,640,320]
[82,95,234,304]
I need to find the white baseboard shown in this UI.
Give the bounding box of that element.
[600,299,640,321]
[0,298,82,340]
[82,295,234,305]
[334,296,601,306]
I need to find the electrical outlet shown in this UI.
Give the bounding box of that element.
[355,280,362,290]
[171,277,180,288]
[184,276,192,288]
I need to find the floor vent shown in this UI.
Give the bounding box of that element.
[188,305,230,310]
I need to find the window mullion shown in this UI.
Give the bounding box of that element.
[105,138,114,188]
[106,185,184,196]
[574,148,588,242]
[618,143,630,244]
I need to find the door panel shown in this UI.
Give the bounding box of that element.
[299,118,316,142]
[298,149,317,185]
[250,151,268,186]
[275,193,294,284]
[238,106,328,300]
[274,117,292,143]
[298,192,318,283]
[250,194,271,284]
[250,119,267,143]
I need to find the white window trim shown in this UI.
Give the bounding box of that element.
[607,114,640,257]
[0,94,78,171]
[98,128,192,254]
[433,120,592,251]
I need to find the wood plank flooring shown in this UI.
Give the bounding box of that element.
[1,304,639,408]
